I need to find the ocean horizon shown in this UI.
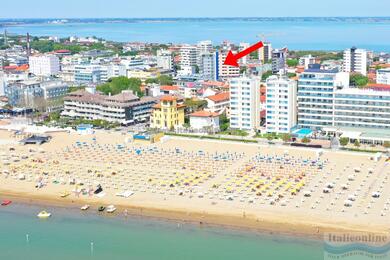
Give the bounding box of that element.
[1,17,390,52]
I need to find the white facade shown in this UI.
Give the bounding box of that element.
[297,67,350,129]
[299,55,316,69]
[199,52,217,80]
[180,45,198,67]
[156,49,173,70]
[229,76,261,130]
[333,88,390,130]
[377,68,390,85]
[239,43,250,65]
[343,47,367,76]
[189,111,220,131]
[218,51,240,79]
[266,75,297,133]
[29,55,60,76]
[205,92,230,114]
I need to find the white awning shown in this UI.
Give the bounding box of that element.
[340,131,362,139]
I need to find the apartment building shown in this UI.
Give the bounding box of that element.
[29,54,60,76]
[205,92,230,114]
[377,68,390,85]
[272,48,287,74]
[199,52,218,80]
[180,45,198,67]
[218,51,240,79]
[62,89,156,125]
[265,75,297,134]
[229,76,261,131]
[299,55,316,69]
[343,47,368,76]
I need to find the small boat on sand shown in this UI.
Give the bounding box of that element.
[80,205,90,211]
[37,211,51,219]
[98,206,105,212]
[1,200,12,206]
[106,205,116,213]
[60,191,70,198]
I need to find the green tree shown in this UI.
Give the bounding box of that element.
[281,133,292,143]
[286,59,299,67]
[96,77,143,97]
[301,137,311,143]
[339,137,349,147]
[157,75,173,85]
[219,114,230,132]
[354,140,361,147]
[261,71,272,81]
[350,73,369,87]
[383,141,390,148]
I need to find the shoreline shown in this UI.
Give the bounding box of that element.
[1,189,388,241]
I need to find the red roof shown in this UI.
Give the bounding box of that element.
[55,49,71,53]
[206,92,229,102]
[160,85,179,91]
[366,84,390,91]
[202,81,226,87]
[190,111,219,117]
[160,95,178,102]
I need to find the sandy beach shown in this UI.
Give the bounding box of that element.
[0,129,389,238]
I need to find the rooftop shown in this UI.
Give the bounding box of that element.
[206,92,229,103]
[190,110,219,117]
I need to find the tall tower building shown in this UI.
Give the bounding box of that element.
[343,47,367,76]
[229,76,262,131]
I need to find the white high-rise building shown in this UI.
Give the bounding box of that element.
[229,76,261,131]
[259,42,272,64]
[343,47,368,76]
[199,52,218,80]
[29,55,60,76]
[297,65,349,129]
[218,51,240,79]
[197,40,213,55]
[377,68,390,85]
[239,43,250,65]
[156,50,173,71]
[180,45,198,67]
[266,75,297,133]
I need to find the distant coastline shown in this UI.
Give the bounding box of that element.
[1,17,390,26]
[1,17,390,51]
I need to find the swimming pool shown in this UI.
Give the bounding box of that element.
[294,128,313,138]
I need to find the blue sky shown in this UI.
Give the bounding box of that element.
[1,0,390,18]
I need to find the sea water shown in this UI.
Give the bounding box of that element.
[0,203,323,260]
[2,18,390,51]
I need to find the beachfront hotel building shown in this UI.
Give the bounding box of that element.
[29,54,60,76]
[297,65,349,129]
[62,89,157,125]
[297,65,390,144]
[265,75,297,134]
[343,47,368,76]
[150,95,185,130]
[229,76,262,131]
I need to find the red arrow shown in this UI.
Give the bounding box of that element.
[223,41,264,67]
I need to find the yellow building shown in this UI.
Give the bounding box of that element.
[150,95,185,130]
